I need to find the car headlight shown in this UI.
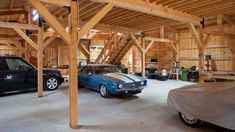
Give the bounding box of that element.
[118,84,123,89]
[140,81,145,85]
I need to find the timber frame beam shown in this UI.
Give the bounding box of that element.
[44,33,57,49]
[40,0,71,7]
[144,37,177,54]
[79,44,90,59]
[131,35,144,52]
[188,23,211,83]
[95,34,114,64]
[91,0,201,25]
[78,3,113,38]
[27,0,71,45]
[77,3,113,59]
[131,35,145,77]
[14,28,39,51]
[0,21,39,30]
[69,0,79,129]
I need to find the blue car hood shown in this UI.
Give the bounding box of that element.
[99,72,145,83]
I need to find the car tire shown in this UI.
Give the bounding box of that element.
[44,76,59,91]
[78,82,84,88]
[179,112,203,127]
[99,85,111,98]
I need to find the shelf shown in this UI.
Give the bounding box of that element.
[145,62,157,64]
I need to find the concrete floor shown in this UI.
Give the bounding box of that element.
[0,79,233,132]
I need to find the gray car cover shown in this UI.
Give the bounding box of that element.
[167,82,235,130]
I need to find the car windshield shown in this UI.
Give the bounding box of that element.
[94,66,120,74]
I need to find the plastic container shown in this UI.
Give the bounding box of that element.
[181,68,188,81]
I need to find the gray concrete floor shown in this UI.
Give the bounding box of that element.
[0,80,233,132]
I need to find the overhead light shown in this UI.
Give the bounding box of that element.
[65,27,69,32]
[32,9,37,15]
[117,32,122,36]
[33,14,39,21]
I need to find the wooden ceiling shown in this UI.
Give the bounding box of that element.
[0,0,234,33]
[78,0,180,31]
[145,0,235,17]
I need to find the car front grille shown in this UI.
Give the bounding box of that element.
[123,82,142,88]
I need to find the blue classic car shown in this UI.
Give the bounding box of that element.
[78,64,147,98]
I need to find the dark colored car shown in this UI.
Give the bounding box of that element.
[0,56,64,93]
[78,64,147,98]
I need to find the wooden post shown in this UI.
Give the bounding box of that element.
[141,37,145,77]
[114,32,118,48]
[217,14,223,31]
[37,28,43,97]
[25,11,31,61]
[175,33,180,61]
[160,26,164,38]
[198,50,204,83]
[188,23,204,83]
[132,47,135,72]
[69,0,79,129]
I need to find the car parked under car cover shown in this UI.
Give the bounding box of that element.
[167,82,235,130]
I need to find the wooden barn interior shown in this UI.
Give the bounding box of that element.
[0,0,234,131]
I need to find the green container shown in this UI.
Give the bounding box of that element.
[181,68,188,81]
[121,68,128,74]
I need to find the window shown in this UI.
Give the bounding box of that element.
[0,59,8,71]
[94,66,120,74]
[80,66,94,74]
[5,58,32,71]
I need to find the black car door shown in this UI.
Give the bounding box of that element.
[17,59,37,88]
[0,58,10,93]
[4,58,29,91]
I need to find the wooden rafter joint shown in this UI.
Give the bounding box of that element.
[79,44,90,59]
[44,33,58,49]
[78,3,113,38]
[131,34,144,53]
[14,28,39,51]
[188,23,203,51]
[144,40,154,54]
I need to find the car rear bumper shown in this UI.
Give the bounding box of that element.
[60,77,64,85]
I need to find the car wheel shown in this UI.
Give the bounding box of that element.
[99,85,111,98]
[44,76,59,91]
[179,112,203,127]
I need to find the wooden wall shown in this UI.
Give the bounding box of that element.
[121,25,234,73]
[179,25,234,71]
[0,45,15,55]
[146,42,174,70]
